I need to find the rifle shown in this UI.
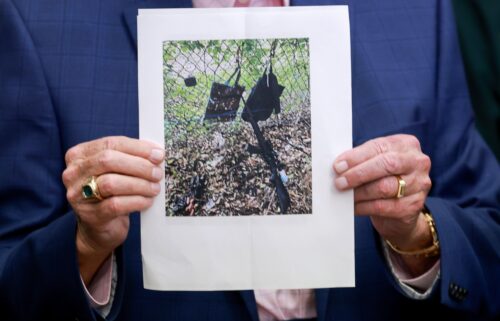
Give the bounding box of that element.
[242,95,291,214]
[204,41,291,213]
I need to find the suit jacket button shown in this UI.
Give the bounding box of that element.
[449,282,467,301]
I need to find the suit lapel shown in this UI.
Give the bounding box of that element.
[240,290,259,321]
[315,288,330,321]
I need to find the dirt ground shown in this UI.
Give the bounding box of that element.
[165,105,312,216]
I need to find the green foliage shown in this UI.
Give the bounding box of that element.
[163,38,310,145]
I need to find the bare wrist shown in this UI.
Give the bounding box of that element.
[76,231,112,286]
[389,212,432,251]
[385,211,440,276]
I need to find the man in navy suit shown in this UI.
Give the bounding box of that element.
[0,0,498,320]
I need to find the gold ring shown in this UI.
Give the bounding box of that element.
[81,176,103,201]
[395,175,406,199]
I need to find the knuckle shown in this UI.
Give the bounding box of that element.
[350,168,365,185]
[105,197,121,215]
[61,168,73,186]
[76,160,87,176]
[373,200,386,213]
[98,176,114,196]
[66,189,77,203]
[103,136,125,151]
[103,137,116,151]
[371,138,390,155]
[421,177,432,192]
[379,178,395,198]
[381,152,400,174]
[98,150,115,170]
[405,135,421,150]
[114,135,127,142]
[65,146,79,164]
[420,154,431,172]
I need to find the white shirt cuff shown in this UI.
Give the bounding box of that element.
[81,253,117,317]
[382,240,440,299]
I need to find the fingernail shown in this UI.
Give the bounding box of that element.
[335,176,349,190]
[151,183,161,194]
[152,167,163,180]
[334,160,348,173]
[150,149,165,162]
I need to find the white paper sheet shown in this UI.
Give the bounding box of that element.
[138,6,353,291]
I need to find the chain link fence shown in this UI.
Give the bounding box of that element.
[162,38,311,216]
[163,38,310,137]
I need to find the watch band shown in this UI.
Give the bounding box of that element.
[385,211,440,258]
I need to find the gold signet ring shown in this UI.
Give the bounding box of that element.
[81,176,103,201]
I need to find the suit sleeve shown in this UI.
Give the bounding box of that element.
[0,1,108,320]
[409,0,499,317]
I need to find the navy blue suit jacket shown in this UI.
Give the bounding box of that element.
[0,0,499,320]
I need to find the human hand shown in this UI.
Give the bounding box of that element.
[62,136,164,284]
[333,134,434,271]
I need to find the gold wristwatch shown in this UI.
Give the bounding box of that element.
[385,211,440,258]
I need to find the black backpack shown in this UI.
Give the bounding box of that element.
[242,64,285,122]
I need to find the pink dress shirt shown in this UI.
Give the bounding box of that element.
[84,1,441,320]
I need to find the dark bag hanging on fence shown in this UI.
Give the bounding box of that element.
[184,76,197,87]
[242,65,285,122]
[204,67,245,122]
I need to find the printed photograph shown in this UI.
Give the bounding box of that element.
[163,38,311,216]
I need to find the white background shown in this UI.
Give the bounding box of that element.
[138,6,354,291]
